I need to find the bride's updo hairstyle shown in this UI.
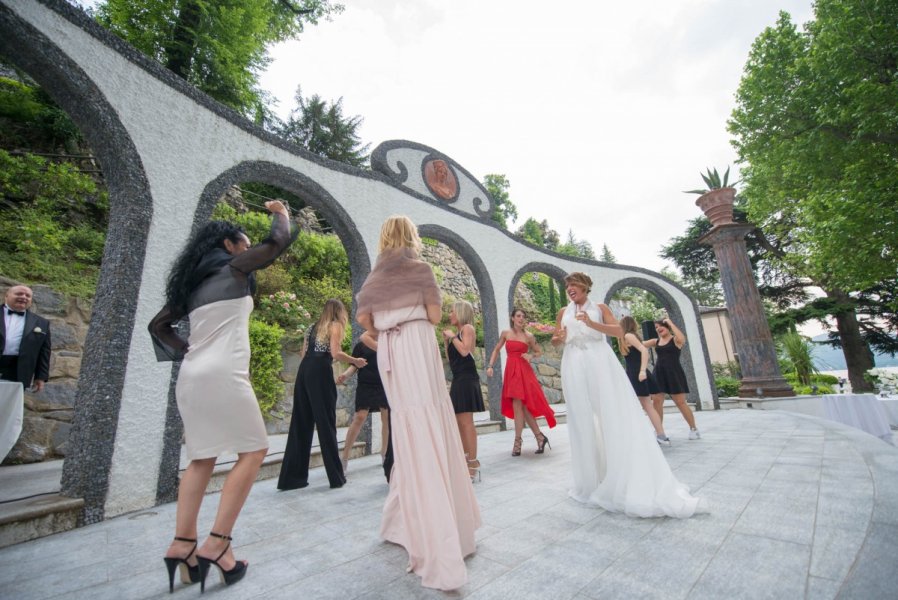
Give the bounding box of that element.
[563,272,593,294]
[379,215,423,256]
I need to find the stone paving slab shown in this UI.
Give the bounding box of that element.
[1,408,897,599]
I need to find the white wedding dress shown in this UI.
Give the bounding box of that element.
[560,300,707,518]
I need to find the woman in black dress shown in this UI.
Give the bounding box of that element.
[643,317,700,440]
[617,317,670,445]
[337,331,390,475]
[442,300,485,481]
[278,299,366,490]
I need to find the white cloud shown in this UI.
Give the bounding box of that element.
[261,0,815,272]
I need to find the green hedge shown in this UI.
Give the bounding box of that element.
[249,318,285,419]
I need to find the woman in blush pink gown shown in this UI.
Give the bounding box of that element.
[356,215,481,591]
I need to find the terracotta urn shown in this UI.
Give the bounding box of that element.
[695,187,736,226]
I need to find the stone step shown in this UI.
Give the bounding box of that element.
[0,494,83,548]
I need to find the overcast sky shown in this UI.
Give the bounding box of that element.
[260,0,815,273]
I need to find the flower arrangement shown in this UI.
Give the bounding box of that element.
[256,291,312,341]
[527,321,556,334]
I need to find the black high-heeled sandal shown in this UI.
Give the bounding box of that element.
[535,432,551,454]
[512,436,523,457]
[197,532,248,593]
[163,536,200,593]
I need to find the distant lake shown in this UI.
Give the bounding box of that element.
[812,334,898,370]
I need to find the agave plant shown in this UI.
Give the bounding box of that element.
[683,166,735,195]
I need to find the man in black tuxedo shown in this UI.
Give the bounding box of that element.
[1,285,51,392]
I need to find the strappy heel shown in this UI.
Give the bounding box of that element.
[467,458,481,483]
[196,532,247,593]
[163,536,200,593]
[535,432,551,454]
[512,436,523,456]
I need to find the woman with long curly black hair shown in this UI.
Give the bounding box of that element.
[149,200,296,593]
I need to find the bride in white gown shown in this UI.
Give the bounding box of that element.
[551,272,707,518]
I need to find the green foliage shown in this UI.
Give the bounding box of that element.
[612,286,663,324]
[515,217,560,250]
[778,331,817,386]
[0,76,82,151]
[684,166,734,195]
[96,0,344,117]
[248,318,285,418]
[556,229,595,259]
[482,173,518,230]
[728,3,898,292]
[600,244,616,263]
[255,290,312,343]
[715,376,741,398]
[297,276,352,323]
[273,86,370,167]
[0,150,107,297]
[713,361,742,380]
[287,230,350,282]
[519,273,559,323]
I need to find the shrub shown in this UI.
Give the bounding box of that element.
[713,361,741,379]
[0,150,107,297]
[255,290,312,343]
[248,318,285,419]
[715,376,741,397]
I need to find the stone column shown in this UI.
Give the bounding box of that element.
[699,224,794,397]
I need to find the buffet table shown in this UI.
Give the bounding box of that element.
[821,393,893,445]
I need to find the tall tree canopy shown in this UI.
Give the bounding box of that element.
[482,173,518,230]
[515,217,560,250]
[96,0,343,117]
[724,0,898,390]
[728,3,898,293]
[274,86,369,167]
[557,229,595,260]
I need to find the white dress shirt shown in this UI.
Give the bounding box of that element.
[3,305,25,356]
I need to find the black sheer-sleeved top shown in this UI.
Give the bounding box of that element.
[148,212,297,361]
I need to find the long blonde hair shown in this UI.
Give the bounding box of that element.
[314,298,348,344]
[378,215,422,256]
[618,315,640,356]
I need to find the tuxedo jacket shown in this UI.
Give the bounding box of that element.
[0,310,51,387]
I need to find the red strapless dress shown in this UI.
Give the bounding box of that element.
[500,340,556,427]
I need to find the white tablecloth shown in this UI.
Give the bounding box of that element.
[879,395,898,428]
[1,380,24,460]
[821,394,893,445]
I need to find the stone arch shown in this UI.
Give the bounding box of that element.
[1,4,158,522]
[152,162,376,500]
[418,224,502,424]
[196,161,371,295]
[508,262,569,317]
[604,277,718,409]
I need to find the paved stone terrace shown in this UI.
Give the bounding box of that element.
[1,408,897,599]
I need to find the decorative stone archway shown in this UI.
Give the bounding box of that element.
[1,0,719,522]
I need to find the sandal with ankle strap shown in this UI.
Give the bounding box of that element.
[535,432,551,454]
[467,458,481,483]
[163,536,200,593]
[197,532,248,593]
[512,436,523,457]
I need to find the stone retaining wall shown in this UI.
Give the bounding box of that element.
[1,278,90,464]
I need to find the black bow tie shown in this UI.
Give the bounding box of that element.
[5,307,25,317]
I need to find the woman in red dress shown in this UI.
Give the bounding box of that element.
[486,308,556,456]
